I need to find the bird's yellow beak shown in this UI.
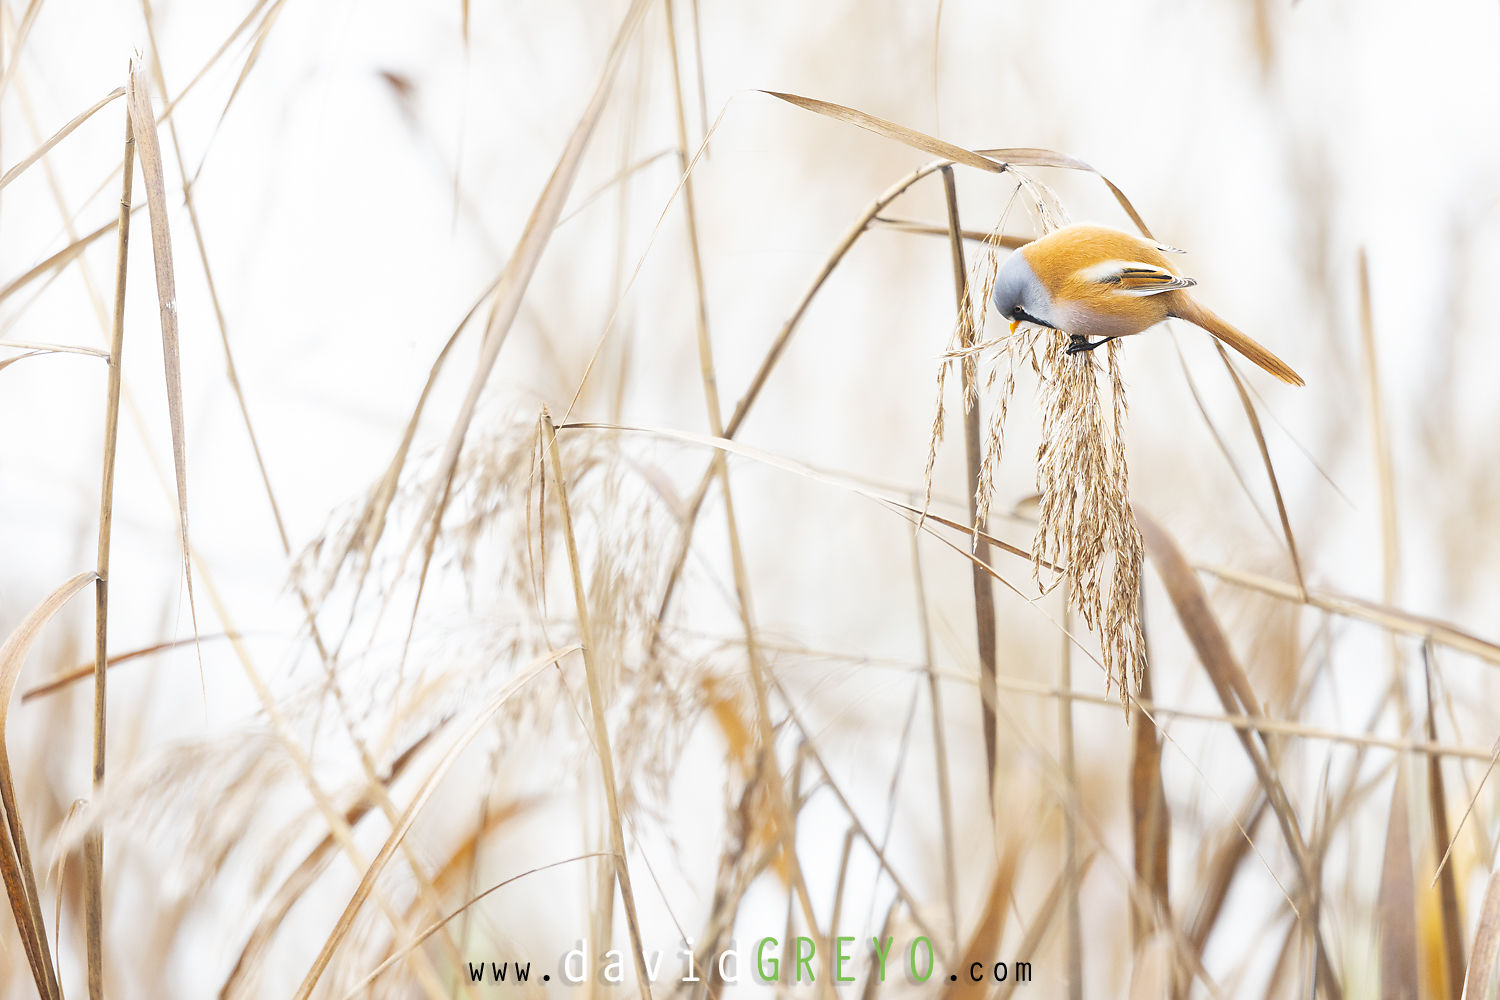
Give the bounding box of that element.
[1008,319,1020,335]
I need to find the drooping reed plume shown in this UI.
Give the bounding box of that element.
[928,174,1146,707]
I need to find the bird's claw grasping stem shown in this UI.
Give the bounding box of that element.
[1065,334,1113,356]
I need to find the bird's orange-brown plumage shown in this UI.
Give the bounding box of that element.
[1023,226,1179,337]
[1019,224,1304,386]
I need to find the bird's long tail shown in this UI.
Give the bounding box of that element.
[1171,297,1305,387]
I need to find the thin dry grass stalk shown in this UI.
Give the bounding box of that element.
[1464,869,1500,1000]
[540,408,652,1000]
[1212,342,1306,598]
[1425,647,1466,999]
[0,570,95,1000]
[908,535,959,941]
[125,56,200,675]
[0,86,124,193]
[1130,658,1171,944]
[1378,769,1418,999]
[1059,591,1085,1000]
[938,165,1001,803]
[86,93,136,1000]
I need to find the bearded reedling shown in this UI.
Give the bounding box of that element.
[990,223,1305,386]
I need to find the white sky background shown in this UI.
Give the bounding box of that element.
[3,0,1500,995]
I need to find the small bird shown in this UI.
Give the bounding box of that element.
[990,223,1305,386]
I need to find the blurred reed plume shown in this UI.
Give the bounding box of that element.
[933,180,1146,706]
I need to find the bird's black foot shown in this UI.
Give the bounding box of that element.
[1064,335,1114,355]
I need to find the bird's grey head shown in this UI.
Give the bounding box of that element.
[991,251,1054,330]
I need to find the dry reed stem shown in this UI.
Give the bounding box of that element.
[0,216,125,307]
[1212,343,1306,598]
[126,57,202,699]
[0,0,41,104]
[86,96,134,1000]
[1199,563,1500,666]
[908,534,959,942]
[750,629,1488,755]
[135,12,291,569]
[1431,737,1499,897]
[828,828,857,946]
[1130,648,1170,948]
[541,410,651,1000]
[0,86,124,192]
[194,0,291,186]
[157,0,275,126]
[762,94,1154,239]
[0,350,61,373]
[1465,870,1500,999]
[1358,250,1399,606]
[23,632,238,702]
[868,215,1028,246]
[1358,250,1409,732]
[848,653,1494,759]
[0,341,108,359]
[1378,768,1419,998]
[1424,646,1466,999]
[0,571,94,1000]
[938,165,1001,808]
[1058,590,1084,1000]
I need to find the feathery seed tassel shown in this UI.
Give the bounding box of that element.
[1033,331,1146,709]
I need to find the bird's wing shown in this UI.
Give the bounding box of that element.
[1081,259,1197,297]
